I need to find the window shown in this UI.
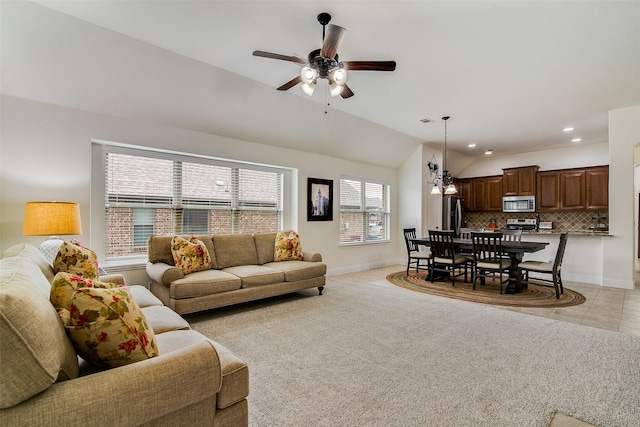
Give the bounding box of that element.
[101,147,284,260]
[133,208,154,247]
[339,178,390,244]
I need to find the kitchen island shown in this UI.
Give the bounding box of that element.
[519,230,612,286]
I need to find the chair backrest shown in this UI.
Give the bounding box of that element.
[501,229,522,242]
[554,233,569,269]
[403,228,418,253]
[471,232,505,262]
[459,228,484,239]
[428,230,456,259]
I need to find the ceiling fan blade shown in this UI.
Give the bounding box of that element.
[340,84,354,99]
[253,50,306,65]
[321,24,346,59]
[343,61,397,72]
[277,75,302,91]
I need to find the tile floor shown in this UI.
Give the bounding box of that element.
[503,278,640,336]
[373,264,640,337]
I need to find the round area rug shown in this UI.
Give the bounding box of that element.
[386,271,586,308]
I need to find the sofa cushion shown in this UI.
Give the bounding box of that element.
[212,234,258,268]
[51,274,159,368]
[222,265,284,288]
[129,284,164,307]
[171,236,213,274]
[254,231,279,265]
[0,257,79,409]
[274,231,304,262]
[53,240,99,280]
[170,269,242,298]
[148,235,217,269]
[141,305,191,334]
[1,242,56,282]
[264,260,328,282]
[155,330,249,410]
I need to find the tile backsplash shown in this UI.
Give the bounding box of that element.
[464,210,608,232]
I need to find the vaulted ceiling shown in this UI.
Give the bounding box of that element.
[2,1,639,168]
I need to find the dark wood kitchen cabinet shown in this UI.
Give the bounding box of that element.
[536,166,608,211]
[457,178,475,211]
[536,171,561,211]
[474,176,503,211]
[487,176,504,211]
[560,169,586,210]
[502,166,538,196]
[585,166,609,210]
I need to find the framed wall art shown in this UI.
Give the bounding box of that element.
[307,177,333,221]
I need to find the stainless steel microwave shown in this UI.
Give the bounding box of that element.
[502,195,536,213]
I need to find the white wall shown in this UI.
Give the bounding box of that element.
[456,142,609,178]
[398,145,424,250]
[603,104,640,288]
[0,95,400,281]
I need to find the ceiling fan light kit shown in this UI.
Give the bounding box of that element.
[253,12,396,99]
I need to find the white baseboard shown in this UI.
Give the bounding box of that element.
[327,258,404,276]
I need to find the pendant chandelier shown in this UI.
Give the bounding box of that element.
[441,116,457,195]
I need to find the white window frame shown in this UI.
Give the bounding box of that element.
[339,176,391,245]
[91,141,296,267]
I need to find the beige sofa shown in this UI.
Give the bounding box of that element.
[146,232,327,315]
[0,243,249,426]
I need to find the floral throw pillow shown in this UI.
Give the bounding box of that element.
[274,231,304,262]
[50,272,158,368]
[171,236,213,274]
[53,239,99,280]
[50,272,123,312]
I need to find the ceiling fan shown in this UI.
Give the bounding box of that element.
[252,12,396,99]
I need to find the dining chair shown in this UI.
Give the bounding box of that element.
[500,228,522,242]
[459,227,484,269]
[470,232,512,293]
[519,233,568,299]
[403,228,431,276]
[428,229,468,286]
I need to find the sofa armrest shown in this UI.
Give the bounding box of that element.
[0,341,222,426]
[303,252,323,262]
[146,261,184,286]
[98,273,126,285]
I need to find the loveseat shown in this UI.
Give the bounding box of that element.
[0,243,249,426]
[146,231,327,315]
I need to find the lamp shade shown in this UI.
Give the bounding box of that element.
[23,202,82,236]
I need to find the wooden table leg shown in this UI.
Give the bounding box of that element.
[505,253,523,294]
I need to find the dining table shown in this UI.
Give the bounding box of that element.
[411,237,549,294]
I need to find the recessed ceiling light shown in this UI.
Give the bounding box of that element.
[572,137,582,142]
[563,127,574,132]
[468,143,476,148]
[485,149,494,155]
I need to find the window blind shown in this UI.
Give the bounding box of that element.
[339,178,390,244]
[104,150,283,259]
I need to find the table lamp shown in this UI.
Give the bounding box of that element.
[23,201,82,264]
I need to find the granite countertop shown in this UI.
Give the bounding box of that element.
[522,229,612,237]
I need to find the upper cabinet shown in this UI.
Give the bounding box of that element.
[473,175,503,212]
[585,166,609,210]
[536,166,608,211]
[536,171,561,210]
[502,166,538,196]
[460,165,607,213]
[458,178,475,211]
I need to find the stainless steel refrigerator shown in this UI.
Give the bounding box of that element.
[442,195,463,236]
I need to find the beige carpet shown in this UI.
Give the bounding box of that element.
[185,268,640,426]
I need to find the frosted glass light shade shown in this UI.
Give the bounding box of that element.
[444,183,458,195]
